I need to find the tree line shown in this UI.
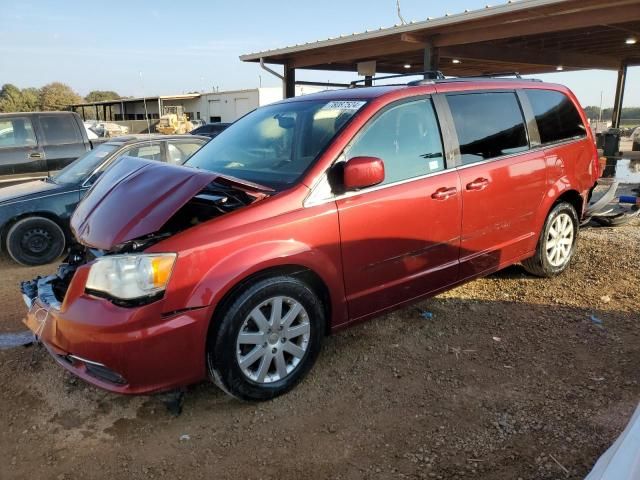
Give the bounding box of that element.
[0,83,120,119]
[583,105,640,121]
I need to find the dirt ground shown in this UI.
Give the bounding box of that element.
[0,225,638,480]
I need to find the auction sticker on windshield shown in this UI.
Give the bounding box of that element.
[321,101,366,111]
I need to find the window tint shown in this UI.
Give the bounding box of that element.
[447,92,528,165]
[526,89,586,144]
[39,115,80,144]
[346,99,444,185]
[0,118,37,148]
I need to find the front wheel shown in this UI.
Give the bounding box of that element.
[522,202,578,277]
[207,276,325,401]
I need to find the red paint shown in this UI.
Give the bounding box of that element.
[24,80,599,394]
[343,156,385,190]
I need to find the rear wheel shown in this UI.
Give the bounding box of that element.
[522,202,578,277]
[6,216,66,266]
[207,276,325,401]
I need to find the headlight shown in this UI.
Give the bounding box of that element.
[86,253,177,301]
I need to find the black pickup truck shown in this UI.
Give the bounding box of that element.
[0,112,93,186]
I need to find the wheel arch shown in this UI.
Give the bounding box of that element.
[554,189,584,217]
[208,264,333,340]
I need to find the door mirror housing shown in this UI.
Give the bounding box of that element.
[343,156,385,190]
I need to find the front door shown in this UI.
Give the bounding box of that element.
[336,97,462,320]
[445,91,547,278]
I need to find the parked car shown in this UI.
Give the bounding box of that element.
[189,119,206,129]
[22,79,600,401]
[190,122,231,138]
[1,134,208,265]
[0,112,93,185]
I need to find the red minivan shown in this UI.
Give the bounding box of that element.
[22,78,600,400]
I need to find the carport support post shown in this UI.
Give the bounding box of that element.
[612,61,628,129]
[284,65,296,99]
[81,106,85,120]
[423,42,439,78]
[94,104,99,121]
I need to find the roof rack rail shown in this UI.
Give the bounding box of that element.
[349,70,445,88]
[476,71,523,78]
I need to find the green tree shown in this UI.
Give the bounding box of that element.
[39,82,82,111]
[85,90,120,103]
[21,87,40,111]
[0,84,31,112]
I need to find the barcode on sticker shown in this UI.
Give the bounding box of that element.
[321,101,366,111]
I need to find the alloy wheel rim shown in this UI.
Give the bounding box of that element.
[236,296,310,384]
[546,213,574,267]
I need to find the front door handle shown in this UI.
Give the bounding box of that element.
[28,152,43,159]
[431,187,457,200]
[466,177,490,191]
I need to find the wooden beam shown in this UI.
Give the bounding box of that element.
[440,44,620,70]
[400,33,426,45]
[290,37,424,69]
[284,65,295,98]
[433,4,640,47]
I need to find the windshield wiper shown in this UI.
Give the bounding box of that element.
[43,175,57,184]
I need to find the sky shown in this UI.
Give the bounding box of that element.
[0,0,638,108]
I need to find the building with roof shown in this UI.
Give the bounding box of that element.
[241,0,639,127]
[69,86,322,125]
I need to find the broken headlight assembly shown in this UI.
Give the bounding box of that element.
[85,253,176,306]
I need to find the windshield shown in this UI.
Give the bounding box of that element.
[185,99,365,190]
[53,143,119,185]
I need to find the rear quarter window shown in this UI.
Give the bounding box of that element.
[525,89,586,145]
[39,115,81,145]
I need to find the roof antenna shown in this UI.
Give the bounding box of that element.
[396,0,407,25]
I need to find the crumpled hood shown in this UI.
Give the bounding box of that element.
[71,156,269,250]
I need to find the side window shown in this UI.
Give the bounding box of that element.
[447,92,528,165]
[0,118,37,148]
[39,115,81,144]
[166,141,204,164]
[525,89,586,144]
[118,142,162,162]
[346,99,444,185]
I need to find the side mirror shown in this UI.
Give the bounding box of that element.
[343,156,385,190]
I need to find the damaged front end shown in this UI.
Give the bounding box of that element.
[19,157,270,393]
[21,246,97,312]
[22,156,270,308]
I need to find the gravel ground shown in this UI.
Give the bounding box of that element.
[0,224,638,480]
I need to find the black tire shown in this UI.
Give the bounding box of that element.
[522,202,579,277]
[632,140,640,152]
[5,216,66,266]
[207,275,325,401]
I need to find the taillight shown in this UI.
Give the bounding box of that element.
[598,156,607,177]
